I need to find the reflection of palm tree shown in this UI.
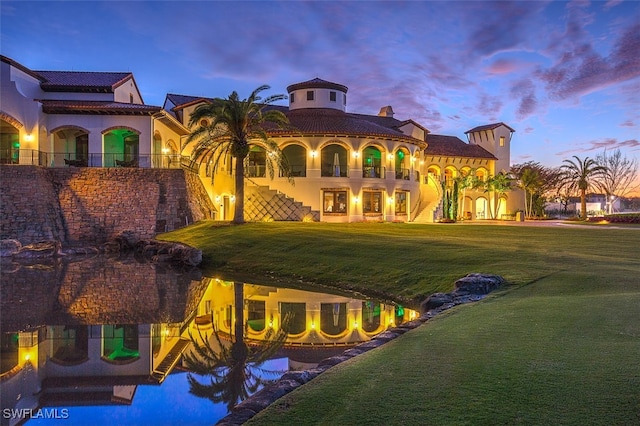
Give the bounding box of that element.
[183,281,289,412]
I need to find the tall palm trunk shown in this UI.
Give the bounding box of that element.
[233,157,245,224]
[580,189,587,219]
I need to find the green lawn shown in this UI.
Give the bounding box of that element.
[159,221,640,425]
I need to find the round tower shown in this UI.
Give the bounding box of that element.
[286,78,348,112]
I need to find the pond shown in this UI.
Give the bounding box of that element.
[0,254,417,425]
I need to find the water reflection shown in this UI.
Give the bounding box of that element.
[0,255,416,425]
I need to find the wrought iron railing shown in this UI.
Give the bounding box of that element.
[0,149,187,169]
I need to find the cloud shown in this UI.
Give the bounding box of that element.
[536,3,640,101]
[510,79,538,119]
[555,138,640,156]
[620,120,635,127]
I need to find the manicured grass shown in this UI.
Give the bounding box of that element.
[159,221,639,305]
[159,221,640,425]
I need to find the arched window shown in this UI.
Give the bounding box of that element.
[0,333,19,373]
[282,144,306,177]
[395,149,410,180]
[444,167,456,187]
[321,144,347,177]
[247,145,266,177]
[279,302,306,335]
[50,325,89,365]
[1,119,20,164]
[363,146,382,178]
[152,132,162,168]
[361,301,381,333]
[104,129,139,167]
[53,127,89,167]
[320,303,347,335]
[102,324,139,363]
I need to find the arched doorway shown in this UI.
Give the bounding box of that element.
[247,146,266,177]
[321,144,348,177]
[282,144,306,177]
[475,197,488,219]
[1,119,20,164]
[362,146,382,178]
[53,127,88,167]
[395,148,410,180]
[152,132,162,168]
[103,129,140,167]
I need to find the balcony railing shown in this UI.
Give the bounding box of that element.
[363,166,385,178]
[395,168,411,180]
[0,149,186,169]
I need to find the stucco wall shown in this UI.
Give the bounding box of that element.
[0,165,215,245]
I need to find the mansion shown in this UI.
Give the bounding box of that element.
[1,55,523,223]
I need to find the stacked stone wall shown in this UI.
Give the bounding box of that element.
[0,166,215,245]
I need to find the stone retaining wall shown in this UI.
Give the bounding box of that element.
[0,165,215,245]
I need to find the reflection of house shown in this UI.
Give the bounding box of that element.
[0,255,207,424]
[192,279,418,349]
[1,55,523,222]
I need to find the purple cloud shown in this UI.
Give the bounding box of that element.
[537,3,640,101]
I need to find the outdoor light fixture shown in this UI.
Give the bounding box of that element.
[311,321,316,330]
[353,151,359,158]
[388,197,394,204]
[310,150,317,158]
[387,154,393,161]
[162,147,169,154]
[230,195,236,203]
[215,195,221,203]
[353,196,359,203]
[23,133,34,142]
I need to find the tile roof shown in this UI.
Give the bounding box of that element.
[165,93,213,110]
[35,70,132,93]
[465,122,515,133]
[425,134,497,159]
[286,78,349,93]
[267,108,424,145]
[40,100,161,115]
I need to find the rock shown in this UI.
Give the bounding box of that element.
[420,292,454,312]
[454,273,504,295]
[0,239,22,257]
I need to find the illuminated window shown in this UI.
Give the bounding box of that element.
[279,302,306,334]
[306,91,314,101]
[499,136,505,147]
[395,191,407,214]
[323,190,347,214]
[363,191,383,214]
[329,91,336,102]
[320,303,347,335]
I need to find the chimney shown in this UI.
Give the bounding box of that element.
[378,105,394,118]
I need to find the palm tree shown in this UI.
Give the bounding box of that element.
[484,172,514,219]
[186,85,293,224]
[183,281,289,412]
[517,167,542,218]
[561,156,607,220]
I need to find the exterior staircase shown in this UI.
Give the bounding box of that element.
[412,179,443,223]
[245,184,320,222]
[150,337,191,383]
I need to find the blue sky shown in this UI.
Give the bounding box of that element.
[1,1,638,182]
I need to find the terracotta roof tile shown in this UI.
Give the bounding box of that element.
[40,100,161,115]
[286,78,348,93]
[425,134,496,159]
[35,70,132,92]
[266,108,424,144]
[465,122,515,133]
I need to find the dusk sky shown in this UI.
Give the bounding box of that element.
[1,1,639,183]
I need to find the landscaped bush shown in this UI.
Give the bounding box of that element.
[604,213,640,224]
